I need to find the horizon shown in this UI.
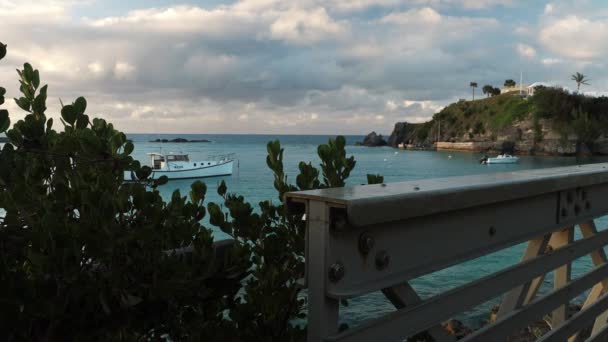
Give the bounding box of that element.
[1,0,607,134]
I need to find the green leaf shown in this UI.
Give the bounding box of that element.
[14,97,30,112]
[76,114,89,129]
[207,202,225,227]
[0,87,4,105]
[6,128,22,146]
[123,141,134,155]
[135,165,152,180]
[46,117,53,133]
[74,97,87,114]
[0,43,6,60]
[0,110,9,133]
[154,176,168,186]
[61,105,76,125]
[190,181,207,203]
[23,63,34,83]
[32,90,47,114]
[217,180,227,196]
[32,70,40,89]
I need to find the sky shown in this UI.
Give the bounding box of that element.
[1,0,607,134]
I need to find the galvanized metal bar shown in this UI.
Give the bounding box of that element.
[325,184,608,297]
[306,200,339,342]
[286,163,608,227]
[325,229,608,342]
[539,292,608,342]
[381,283,456,342]
[552,227,574,326]
[463,262,608,342]
[587,319,608,342]
[570,221,608,342]
[497,234,551,318]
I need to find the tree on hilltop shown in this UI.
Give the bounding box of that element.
[504,79,516,87]
[482,85,494,98]
[470,82,478,100]
[571,72,590,93]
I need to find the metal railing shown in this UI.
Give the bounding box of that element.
[286,163,608,342]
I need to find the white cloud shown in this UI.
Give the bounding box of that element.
[382,7,442,24]
[114,62,135,80]
[88,62,104,75]
[516,43,536,58]
[269,7,347,44]
[539,16,608,60]
[541,58,561,65]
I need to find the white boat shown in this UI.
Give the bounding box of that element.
[125,152,235,181]
[480,154,519,164]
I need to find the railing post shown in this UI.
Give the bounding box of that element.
[307,200,339,342]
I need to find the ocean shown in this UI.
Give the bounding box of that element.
[129,133,608,329]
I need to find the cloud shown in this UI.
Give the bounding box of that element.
[516,43,536,59]
[269,7,348,44]
[539,15,608,60]
[114,62,135,80]
[2,0,602,135]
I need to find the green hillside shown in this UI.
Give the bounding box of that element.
[389,87,608,155]
[431,92,535,141]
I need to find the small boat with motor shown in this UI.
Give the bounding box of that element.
[480,154,519,164]
[125,152,236,181]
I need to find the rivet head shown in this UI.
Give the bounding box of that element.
[375,250,390,270]
[329,262,345,282]
[358,232,375,255]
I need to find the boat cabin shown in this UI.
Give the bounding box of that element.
[148,152,191,170]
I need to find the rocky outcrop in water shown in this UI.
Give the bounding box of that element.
[150,138,211,143]
[358,132,387,147]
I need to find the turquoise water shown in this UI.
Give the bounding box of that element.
[128,134,608,328]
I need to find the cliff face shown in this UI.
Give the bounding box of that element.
[386,92,607,156]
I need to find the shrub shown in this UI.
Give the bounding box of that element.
[473,121,484,135]
[0,43,382,341]
[0,47,247,341]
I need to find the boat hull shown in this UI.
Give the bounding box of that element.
[484,158,519,164]
[125,160,234,181]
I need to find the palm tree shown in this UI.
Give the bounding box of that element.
[470,82,478,101]
[571,72,590,93]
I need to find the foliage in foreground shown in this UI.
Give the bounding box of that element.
[0,42,383,341]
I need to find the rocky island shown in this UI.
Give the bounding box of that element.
[357,131,387,146]
[150,138,211,143]
[372,87,608,156]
